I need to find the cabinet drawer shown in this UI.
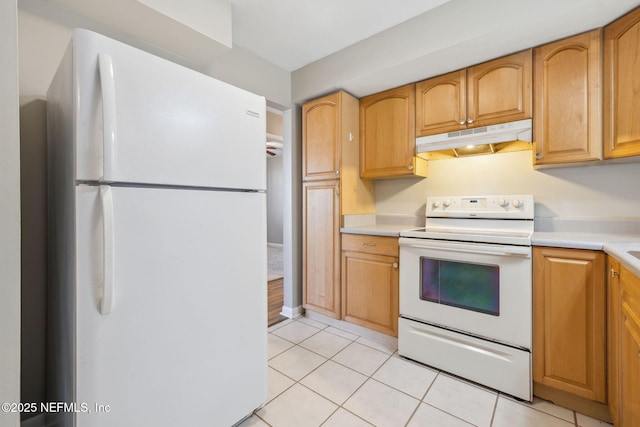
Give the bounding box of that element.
[342,234,399,257]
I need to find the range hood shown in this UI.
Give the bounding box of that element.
[416,119,532,158]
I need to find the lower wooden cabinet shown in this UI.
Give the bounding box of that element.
[341,234,399,336]
[608,256,621,426]
[609,259,640,426]
[620,306,640,426]
[533,247,607,406]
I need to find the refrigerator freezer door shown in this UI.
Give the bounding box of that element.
[73,29,266,191]
[74,185,267,426]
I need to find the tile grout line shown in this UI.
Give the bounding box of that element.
[488,391,499,426]
[403,371,441,427]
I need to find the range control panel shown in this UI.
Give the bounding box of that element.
[426,195,534,219]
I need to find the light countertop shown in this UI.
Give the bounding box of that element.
[340,224,640,277]
[603,242,640,277]
[531,231,640,251]
[532,231,640,277]
[340,224,422,237]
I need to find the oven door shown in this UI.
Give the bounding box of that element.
[399,237,532,350]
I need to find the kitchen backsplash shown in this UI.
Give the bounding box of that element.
[375,150,640,220]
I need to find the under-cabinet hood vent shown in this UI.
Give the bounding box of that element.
[416,119,532,158]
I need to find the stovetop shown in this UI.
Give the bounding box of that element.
[400,195,534,246]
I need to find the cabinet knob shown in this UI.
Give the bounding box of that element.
[611,268,619,278]
[393,262,398,269]
[459,120,465,125]
[467,118,474,124]
[535,153,543,160]
[335,170,339,175]
[407,165,414,171]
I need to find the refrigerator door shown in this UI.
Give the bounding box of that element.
[73,29,266,191]
[74,185,267,426]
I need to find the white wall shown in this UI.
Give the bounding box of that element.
[20,99,48,419]
[291,0,640,103]
[267,155,284,244]
[375,151,640,220]
[0,0,21,426]
[283,108,303,315]
[17,5,292,107]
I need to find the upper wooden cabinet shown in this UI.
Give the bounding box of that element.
[604,7,640,159]
[533,30,602,166]
[415,50,532,137]
[533,247,607,405]
[302,92,342,181]
[415,70,467,136]
[468,50,532,128]
[360,84,427,179]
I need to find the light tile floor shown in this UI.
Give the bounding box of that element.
[239,317,613,427]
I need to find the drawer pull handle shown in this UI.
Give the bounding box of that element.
[361,242,377,247]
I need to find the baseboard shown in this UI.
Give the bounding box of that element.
[280,304,303,319]
[533,382,612,423]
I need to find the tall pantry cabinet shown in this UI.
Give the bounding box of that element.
[302,91,375,319]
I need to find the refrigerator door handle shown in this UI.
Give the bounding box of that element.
[100,185,115,314]
[98,53,117,182]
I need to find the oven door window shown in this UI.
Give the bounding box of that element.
[420,257,499,316]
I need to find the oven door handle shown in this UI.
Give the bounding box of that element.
[399,239,531,258]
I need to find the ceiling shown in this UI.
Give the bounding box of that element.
[227,0,451,71]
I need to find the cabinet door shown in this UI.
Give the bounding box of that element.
[619,264,640,426]
[360,84,426,178]
[533,30,602,165]
[620,306,640,426]
[533,247,606,402]
[342,251,399,337]
[608,257,621,426]
[302,181,340,318]
[303,93,341,181]
[467,50,532,128]
[604,7,640,159]
[415,70,467,137]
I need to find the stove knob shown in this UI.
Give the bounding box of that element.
[443,200,451,208]
[512,199,523,208]
[432,201,441,209]
[498,198,509,207]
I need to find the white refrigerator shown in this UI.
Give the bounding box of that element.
[47,29,267,427]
